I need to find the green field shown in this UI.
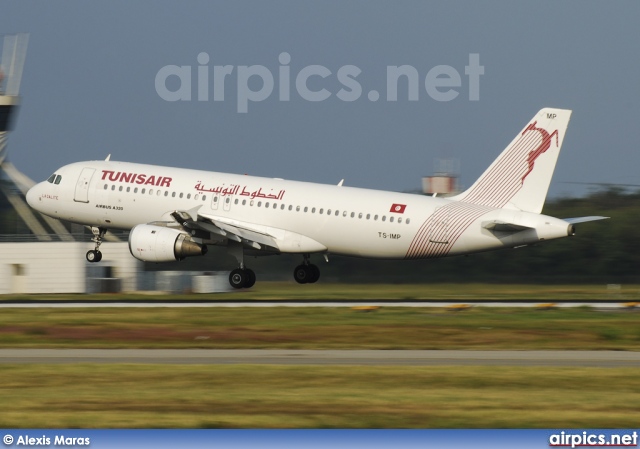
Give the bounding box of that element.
[1,285,639,428]
[1,305,639,350]
[0,364,638,428]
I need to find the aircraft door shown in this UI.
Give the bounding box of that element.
[74,168,95,203]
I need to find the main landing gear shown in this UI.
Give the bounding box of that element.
[226,245,322,289]
[86,226,106,263]
[293,254,320,284]
[227,241,257,289]
[229,267,256,289]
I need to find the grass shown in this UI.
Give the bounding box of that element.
[0,306,639,350]
[1,285,638,428]
[2,282,640,301]
[0,364,638,428]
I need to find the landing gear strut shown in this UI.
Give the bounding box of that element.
[86,226,106,263]
[227,241,257,289]
[293,254,320,284]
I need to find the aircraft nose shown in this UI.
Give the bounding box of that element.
[26,183,41,209]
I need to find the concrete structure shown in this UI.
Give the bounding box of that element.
[0,241,139,294]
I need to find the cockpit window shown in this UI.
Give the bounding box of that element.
[54,175,62,185]
[47,174,56,183]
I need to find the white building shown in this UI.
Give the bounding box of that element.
[0,241,139,294]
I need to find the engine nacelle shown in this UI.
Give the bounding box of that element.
[128,224,207,262]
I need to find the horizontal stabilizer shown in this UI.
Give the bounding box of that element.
[483,220,533,233]
[563,216,609,224]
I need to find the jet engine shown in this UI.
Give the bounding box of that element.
[128,224,207,262]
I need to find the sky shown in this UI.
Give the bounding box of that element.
[1,1,639,199]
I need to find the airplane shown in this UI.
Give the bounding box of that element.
[26,108,607,289]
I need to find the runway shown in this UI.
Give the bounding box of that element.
[1,349,638,367]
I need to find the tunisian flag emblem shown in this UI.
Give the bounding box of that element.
[390,203,406,214]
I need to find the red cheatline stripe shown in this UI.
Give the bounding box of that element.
[464,130,540,206]
[464,129,541,206]
[406,202,492,259]
[463,128,539,203]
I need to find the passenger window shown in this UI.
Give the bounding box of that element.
[358,213,363,219]
[342,211,347,217]
[202,195,206,201]
[374,215,378,221]
[398,217,402,223]
[126,187,131,193]
[312,207,316,213]
[350,212,355,218]
[273,203,277,209]
[111,185,116,191]
[258,201,262,207]
[327,209,331,215]
[179,192,183,198]
[335,210,339,216]
[164,191,168,197]
[119,186,123,192]
[288,205,293,211]
[242,199,247,206]
[134,188,138,193]
[296,206,300,212]
[281,204,285,210]
[194,194,199,200]
[141,188,146,194]
[234,199,239,205]
[366,214,370,220]
[406,218,411,224]
[149,189,153,195]
[319,208,324,214]
[265,202,270,208]
[103,184,108,190]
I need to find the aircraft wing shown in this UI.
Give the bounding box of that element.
[169,209,327,253]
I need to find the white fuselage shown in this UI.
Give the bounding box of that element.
[26,160,572,259]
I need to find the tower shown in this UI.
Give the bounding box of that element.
[0,33,74,240]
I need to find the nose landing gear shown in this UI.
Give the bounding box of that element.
[86,226,106,263]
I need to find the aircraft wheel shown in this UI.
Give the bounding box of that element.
[307,264,320,283]
[86,250,102,263]
[244,268,256,288]
[293,264,310,284]
[229,268,246,289]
